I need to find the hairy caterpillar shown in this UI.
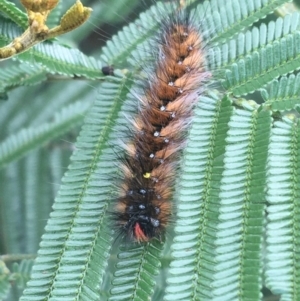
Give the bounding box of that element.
[113,0,210,242]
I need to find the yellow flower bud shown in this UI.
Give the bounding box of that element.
[20,0,59,13]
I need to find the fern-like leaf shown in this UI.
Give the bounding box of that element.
[261,73,300,110]
[202,0,290,44]
[0,63,47,96]
[0,99,91,169]
[164,92,233,301]
[0,0,27,28]
[265,117,300,300]
[109,242,164,301]
[100,1,175,67]
[12,260,34,289]
[165,95,271,300]
[0,18,103,78]
[20,72,135,301]
[210,12,300,96]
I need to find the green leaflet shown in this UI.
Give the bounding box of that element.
[0,145,74,256]
[100,1,173,67]
[202,0,291,44]
[261,73,300,111]
[0,14,22,44]
[266,117,300,301]
[165,95,271,301]
[12,260,35,289]
[0,99,91,169]
[20,72,134,301]
[214,105,271,301]
[109,241,164,301]
[0,0,27,28]
[0,62,48,100]
[0,80,92,130]
[0,80,95,257]
[165,92,233,301]
[101,0,290,71]
[0,63,47,96]
[22,42,103,78]
[209,12,300,96]
[0,17,103,78]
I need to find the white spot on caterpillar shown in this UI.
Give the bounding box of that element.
[151,218,160,227]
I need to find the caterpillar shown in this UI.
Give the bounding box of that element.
[114,1,210,242]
